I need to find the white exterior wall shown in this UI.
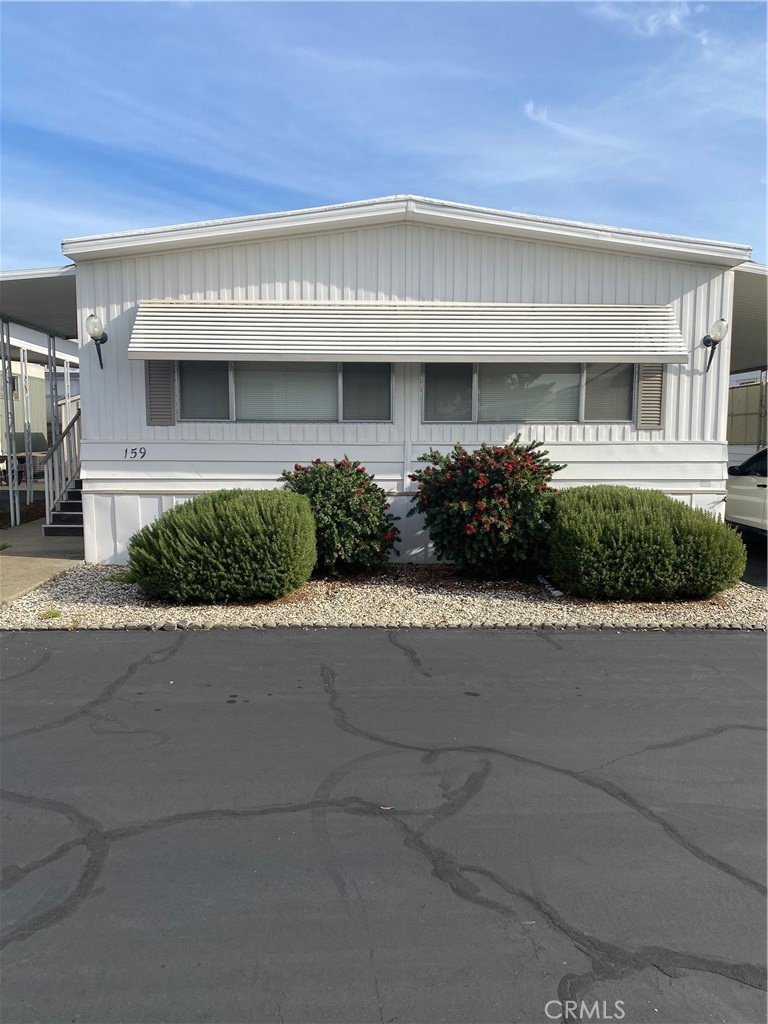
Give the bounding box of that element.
[73,223,734,563]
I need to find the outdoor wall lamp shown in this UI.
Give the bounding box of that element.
[702,317,729,374]
[85,313,108,369]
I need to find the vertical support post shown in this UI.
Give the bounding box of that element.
[20,347,33,505]
[47,333,60,446]
[63,359,72,429]
[47,333,60,507]
[1,319,20,527]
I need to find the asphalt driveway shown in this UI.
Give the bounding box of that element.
[1,629,766,1024]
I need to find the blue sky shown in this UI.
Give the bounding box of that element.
[1,1,765,268]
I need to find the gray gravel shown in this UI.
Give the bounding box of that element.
[0,563,765,630]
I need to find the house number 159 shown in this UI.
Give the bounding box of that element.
[124,447,147,459]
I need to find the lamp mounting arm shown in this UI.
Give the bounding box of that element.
[701,317,729,375]
[94,334,108,370]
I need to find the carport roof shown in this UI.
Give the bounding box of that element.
[731,262,767,374]
[0,265,77,339]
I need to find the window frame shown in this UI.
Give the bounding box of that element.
[421,363,637,425]
[176,361,394,424]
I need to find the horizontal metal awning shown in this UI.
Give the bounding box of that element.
[127,300,689,363]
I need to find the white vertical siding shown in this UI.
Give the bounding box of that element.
[76,220,730,446]
[75,220,735,562]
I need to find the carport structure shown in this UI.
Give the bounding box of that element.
[729,263,768,461]
[0,266,79,526]
[731,262,768,376]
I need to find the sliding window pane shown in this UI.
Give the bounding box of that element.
[584,363,634,421]
[234,362,337,421]
[179,361,230,420]
[423,364,473,421]
[478,363,580,421]
[342,363,391,421]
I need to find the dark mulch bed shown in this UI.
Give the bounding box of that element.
[0,500,46,530]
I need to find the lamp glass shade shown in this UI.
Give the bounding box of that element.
[85,313,104,340]
[708,318,729,343]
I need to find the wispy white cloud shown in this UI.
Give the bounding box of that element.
[279,45,500,83]
[590,1,710,44]
[284,48,398,76]
[0,0,764,266]
[522,100,638,151]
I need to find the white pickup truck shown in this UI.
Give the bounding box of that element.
[726,448,767,535]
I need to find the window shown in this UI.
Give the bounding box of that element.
[423,364,473,421]
[423,363,635,423]
[478,364,580,422]
[583,363,634,421]
[342,363,391,421]
[740,450,767,477]
[177,362,392,422]
[179,362,229,420]
[0,375,18,400]
[235,362,338,421]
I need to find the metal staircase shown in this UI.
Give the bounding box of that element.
[43,478,83,536]
[42,408,83,537]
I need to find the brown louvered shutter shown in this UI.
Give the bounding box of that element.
[635,364,665,430]
[145,361,176,426]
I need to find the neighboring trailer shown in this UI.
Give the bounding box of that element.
[0,361,47,444]
[61,196,751,564]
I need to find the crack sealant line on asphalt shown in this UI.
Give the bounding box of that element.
[1,633,186,743]
[305,739,768,1010]
[2,636,765,1014]
[318,664,767,897]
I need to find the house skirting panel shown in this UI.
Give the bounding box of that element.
[82,487,728,566]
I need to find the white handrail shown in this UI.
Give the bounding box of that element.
[43,408,81,525]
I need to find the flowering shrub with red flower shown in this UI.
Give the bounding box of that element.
[407,439,565,576]
[282,457,399,573]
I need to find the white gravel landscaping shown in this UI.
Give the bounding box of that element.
[0,563,765,630]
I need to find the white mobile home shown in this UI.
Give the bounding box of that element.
[59,196,752,564]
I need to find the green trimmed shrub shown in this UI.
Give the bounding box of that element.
[281,457,399,573]
[547,486,746,600]
[407,439,566,576]
[128,489,316,603]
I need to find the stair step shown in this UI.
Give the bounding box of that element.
[58,500,82,513]
[50,513,84,526]
[43,524,84,537]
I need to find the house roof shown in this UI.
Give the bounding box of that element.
[61,195,752,267]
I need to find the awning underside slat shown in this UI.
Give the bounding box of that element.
[127,301,689,363]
